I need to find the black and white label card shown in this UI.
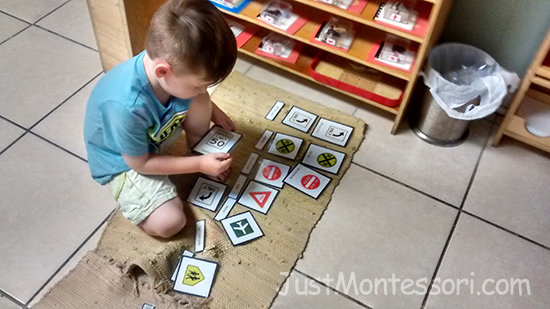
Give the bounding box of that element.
[221,211,264,246]
[187,177,227,211]
[241,152,260,174]
[267,132,303,160]
[311,118,354,147]
[173,257,218,298]
[228,174,247,199]
[282,106,318,132]
[302,144,346,175]
[284,164,331,199]
[254,158,291,188]
[266,100,285,120]
[171,250,195,281]
[214,198,237,221]
[255,130,274,150]
[193,126,242,154]
[195,219,205,253]
[238,181,278,214]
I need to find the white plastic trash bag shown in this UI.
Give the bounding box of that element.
[420,43,520,120]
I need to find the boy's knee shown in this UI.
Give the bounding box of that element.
[140,197,187,238]
[156,215,186,238]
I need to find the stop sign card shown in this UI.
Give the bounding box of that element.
[301,144,346,175]
[254,158,291,188]
[238,181,279,214]
[284,164,331,199]
[267,132,303,160]
[193,126,242,154]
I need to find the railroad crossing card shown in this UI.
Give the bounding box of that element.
[238,180,278,214]
[254,158,291,188]
[187,177,227,211]
[173,256,219,298]
[267,132,303,160]
[221,211,264,246]
[284,163,331,199]
[311,118,354,147]
[282,106,318,132]
[193,126,242,154]
[302,144,346,175]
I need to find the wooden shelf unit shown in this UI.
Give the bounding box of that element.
[86,0,452,134]
[493,28,550,153]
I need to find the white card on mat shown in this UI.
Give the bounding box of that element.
[282,106,318,132]
[255,130,273,150]
[284,164,331,199]
[214,198,237,221]
[195,220,205,253]
[171,250,195,281]
[266,100,285,120]
[193,126,242,154]
[242,152,260,174]
[311,118,353,147]
[221,211,264,246]
[173,257,218,298]
[301,144,345,175]
[228,174,247,199]
[187,177,227,211]
[267,132,303,160]
[238,181,278,214]
[254,158,291,188]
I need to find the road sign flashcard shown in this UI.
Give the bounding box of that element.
[214,198,237,221]
[195,220,205,253]
[311,118,354,147]
[242,152,260,174]
[193,126,242,154]
[254,158,291,188]
[266,100,285,120]
[187,177,227,211]
[267,133,303,160]
[221,211,264,246]
[255,130,274,150]
[173,256,218,298]
[284,164,331,199]
[238,181,278,214]
[302,144,346,175]
[228,174,248,199]
[171,250,195,281]
[282,106,318,132]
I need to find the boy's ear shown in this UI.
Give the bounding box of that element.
[154,61,172,78]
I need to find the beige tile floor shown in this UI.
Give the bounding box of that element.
[1,1,549,308]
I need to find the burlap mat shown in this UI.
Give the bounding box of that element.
[33,72,366,309]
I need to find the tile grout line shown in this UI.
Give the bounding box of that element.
[0,24,31,46]
[33,24,98,52]
[28,131,87,163]
[31,0,72,25]
[293,269,374,309]
[25,209,116,306]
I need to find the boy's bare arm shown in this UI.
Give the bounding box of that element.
[122,152,232,177]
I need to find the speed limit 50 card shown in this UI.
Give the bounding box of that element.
[284,164,331,199]
[193,126,242,154]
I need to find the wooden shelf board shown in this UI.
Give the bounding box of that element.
[531,76,550,89]
[536,65,550,80]
[238,29,400,114]
[221,1,414,81]
[502,115,550,153]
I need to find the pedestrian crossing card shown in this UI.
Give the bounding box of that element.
[284,164,331,199]
[173,256,219,298]
[193,126,242,154]
[267,132,303,160]
[171,250,195,281]
[254,158,291,188]
[302,144,346,175]
[311,118,354,147]
[238,180,278,214]
[221,211,264,246]
[187,177,227,211]
[282,106,318,132]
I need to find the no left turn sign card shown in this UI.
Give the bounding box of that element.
[284,164,331,199]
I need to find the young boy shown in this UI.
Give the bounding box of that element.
[84,0,237,238]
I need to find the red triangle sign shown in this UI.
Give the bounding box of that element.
[250,191,271,208]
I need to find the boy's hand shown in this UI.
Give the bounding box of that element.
[199,153,232,181]
[211,102,236,131]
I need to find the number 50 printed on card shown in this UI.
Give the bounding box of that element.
[193,126,242,154]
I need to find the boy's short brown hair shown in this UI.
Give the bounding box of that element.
[146,0,237,85]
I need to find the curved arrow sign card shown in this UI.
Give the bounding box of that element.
[187,177,227,211]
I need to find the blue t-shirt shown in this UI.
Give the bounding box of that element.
[84,51,191,185]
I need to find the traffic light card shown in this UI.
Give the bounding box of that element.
[187,177,227,211]
[267,132,303,160]
[284,164,331,199]
[221,211,264,246]
[311,118,354,147]
[173,256,219,298]
[282,106,318,132]
[254,158,291,188]
[193,126,242,154]
[238,181,278,214]
[301,144,346,175]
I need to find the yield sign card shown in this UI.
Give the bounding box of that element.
[311,118,354,147]
[284,164,331,199]
[238,181,278,214]
[193,126,242,154]
[173,256,218,298]
[187,177,227,211]
[221,211,264,246]
[267,132,303,160]
[254,158,291,188]
[282,106,318,132]
[302,144,346,175]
